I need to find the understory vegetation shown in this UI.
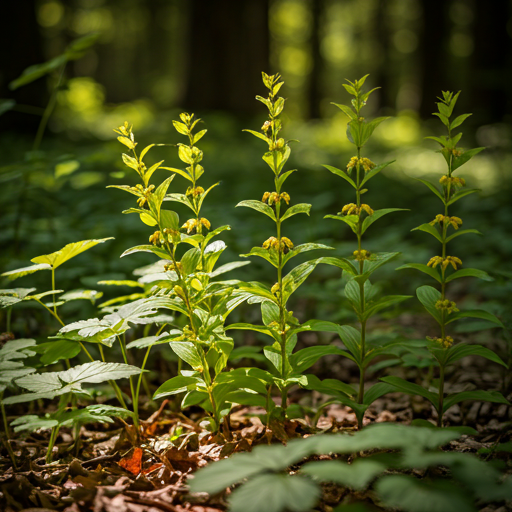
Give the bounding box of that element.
[1,68,511,512]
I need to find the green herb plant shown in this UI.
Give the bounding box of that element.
[383,91,508,426]
[230,72,342,423]
[306,76,410,429]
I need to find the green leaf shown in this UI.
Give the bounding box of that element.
[316,256,358,276]
[282,259,321,304]
[0,99,15,116]
[3,362,142,404]
[226,323,273,337]
[243,129,271,145]
[451,147,485,171]
[360,117,389,146]
[160,166,193,182]
[181,247,201,275]
[280,203,311,221]
[416,285,442,324]
[120,244,169,259]
[153,375,199,400]
[380,376,438,409]
[164,192,195,213]
[59,289,103,303]
[363,295,411,321]
[447,188,480,206]
[443,390,509,412]
[362,208,407,235]
[445,309,503,327]
[262,146,291,175]
[282,243,334,266]
[31,238,113,269]
[323,165,357,188]
[236,200,276,221]
[450,113,472,130]
[376,475,474,512]
[1,263,51,281]
[238,282,277,303]
[126,332,172,350]
[415,178,445,203]
[445,343,507,367]
[445,268,493,282]
[332,102,357,120]
[240,246,278,268]
[304,374,356,397]
[289,346,346,373]
[170,341,203,371]
[412,223,443,243]
[39,340,81,365]
[362,382,396,405]
[336,325,362,363]
[360,160,394,187]
[229,474,320,512]
[396,263,442,283]
[302,459,385,490]
[324,214,359,233]
[445,229,481,243]
[276,169,297,189]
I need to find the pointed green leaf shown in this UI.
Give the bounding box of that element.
[445,343,507,367]
[153,375,200,400]
[445,229,481,243]
[236,200,277,221]
[380,376,438,409]
[396,263,442,283]
[415,178,445,203]
[280,203,311,221]
[447,188,480,206]
[443,390,509,412]
[412,223,443,242]
[445,268,493,283]
[324,214,359,233]
[323,165,357,188]
[417,285,442,324]
[362,208,407,234]
[289,346,346,373]
[1,263,51,281]
[452,147,485,171]
[360,160,394,187]
[121,245,169,259]
[445,309,503,327]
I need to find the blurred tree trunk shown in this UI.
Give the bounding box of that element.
[418,0,450,118]
[0,3,45,134]
[471,0,511,123]
[307,0,324,119]
[183,0,269,115]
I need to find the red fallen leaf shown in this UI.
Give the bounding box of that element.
[142,463,163,475]
[118,447,143,475]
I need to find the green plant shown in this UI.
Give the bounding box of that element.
[190,423,512,512]
[305,76,410,428]
[230,72,340,422]
[384,91,509,426]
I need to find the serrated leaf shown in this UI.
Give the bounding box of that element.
[1,263,51,281]
[31,238,113,269]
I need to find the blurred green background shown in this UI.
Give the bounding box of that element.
[1,0,511,339]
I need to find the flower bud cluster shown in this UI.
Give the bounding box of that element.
[435,299,459,314]
[440,175,465,187]
[429,214,463,230]
[114,122,137,150]
[346,156,375,174]
[341,203,374,216]
[353,249,371,261]
[428,335,454,348]
[271,282,281,296]
[135,184,155,208]
[262,236,294,253]
[269,138,285,151]
[164,262,183,273]
[186,186,204,198]
[262,191,290,205]
[427,255,462,271]
[182,218,211,234]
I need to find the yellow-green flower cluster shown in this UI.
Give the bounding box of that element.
[341,203,374,216]
[428,335,454,348]
[353,249,371,261]
[262,191,290,206]
[346,156,375,174]
[435,299,459,314]
[182,218,211,234]
[440,175,465,187]
[429,214,463,230]
[427,256,462,271]
[186,186,204,198]
[262,236,294,253]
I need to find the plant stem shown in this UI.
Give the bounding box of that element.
[438,364,445,427]
[1,392,17,469]
[119,334,138,427]
[51,268,57,317]
[98,344,128,410]
[134,346,152,423]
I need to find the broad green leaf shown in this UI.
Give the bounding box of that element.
[332,102,357,120]
[170,341,203,370]
[289,346,346,373]
[31,238,113,269]
[226,323,273,337]
[240,246,278,268]
[336,325,362,363]
[356,252,400,282]
[59,289,103,303]
[416,285,442,324]
[236,200,276,221]
[302,459,385,490]
[362,382,397,405]
[360,160,394,187]
[450,113,471,130]
[445,268,493,282]
[317,256,358,276]
[153,375,200,400]
[445,343,507,367]
[209,261,251,278]
[39,339,81,365]
[447,188,480,206]
[181,247,201,275]
[363,295,411,321]
[280,203,311,221]
[380,376,438,408]
[451,147,485,172]
[262,146,291,175]
[120,245,169,259]
[204,224,230,245]
[304,374,356,397]
[323,165,357,188]
[0,338,37,361]
[282,259,321,304]
[324,214,359,233]
[282,243,334,266]
[415,178,445,203]
[445,229,481,243]
[412,223,443,243]
[238,282,277,303]
[1,263,51,281]
[445,309,503,327]
[126,332,172,349]
[443,390,509,412]
[243,129,271,144]
[164,192,195,212]
[376,475,474,512]
[160,166,193,182]
[276,169,297,189]
[396,263,442,283]
[229,474,320,512]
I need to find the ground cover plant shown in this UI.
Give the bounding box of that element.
[0,71,510,512]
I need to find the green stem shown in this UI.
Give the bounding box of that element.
[51,267,57,317]
[134,346,152,423]
[98,344,128,410]
[119,334,138,427]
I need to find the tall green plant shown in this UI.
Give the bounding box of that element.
[384,91,508,426]
[306,76,410,429]
[230,72,341,421]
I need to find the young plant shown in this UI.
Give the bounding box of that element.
[190,423,512,512]
[230,72,339,421]
[109,118,263,433]
[307,76,409,428]
[384,91,508,426]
